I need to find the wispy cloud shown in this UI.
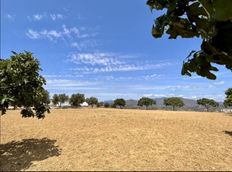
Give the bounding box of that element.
[70,40,97,50]
[44,74,83,78]
[129,84,194,91]
[27,13,64,21]
[50,14,64,20]
[143,93,180,98]
[70,53,122,66]
[26,29,41,39]
[213,81,225,85]
[45,79,100,91]
[5,14,15,21]
[71,62,172,73]
[26,25,94,41]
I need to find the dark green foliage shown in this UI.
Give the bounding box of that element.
[104,102,110,108]
[111,103,116,108]
[58,94,69,107]
[138,97,156,109]
[114,98,126,109]
[52,94,69,107]
[224,88,232,107]
[52,94,59,106]
[69,93,85,107]
[0,51,50,118]
[197,98,218,111]
[147,0,232,79]
[86,97,98,107]
[97,101,104,107]
[163,97,184,110]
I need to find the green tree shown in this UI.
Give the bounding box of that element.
[69,93,85,107]
[137,97,156,109]
[147,0,232,80]
[97,101,104,107]
[0,51,50,118]
[52,94,59,106]
[58,94,69,107]
[41,90,50,105]
[104,102,110,108]
[224,88,232,107]
[114,98,126,109]
[197,98,219,111]
[86,97,98,107]
[164,97,184,111]
[111,103,116,108]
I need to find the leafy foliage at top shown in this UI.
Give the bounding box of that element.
[86,97,98,107]
[224,88,232,107]
[69,93,85,107]
[163,97,184,110]
[52,94,69,107]
[114,98,126,108]
[197,98,218,111]
[147,0,232,80]
[138,97,156,108]
[0,51,50,118]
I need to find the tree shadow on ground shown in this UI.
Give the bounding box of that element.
[0,138,61,171]
[224,131,232,137]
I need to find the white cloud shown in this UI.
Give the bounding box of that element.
[33,14,44,21]
[70,53,122,66]
[44,74,83,78]
[50,14,64,20]
[5,14,14,20]
[143,74,163,80]
[71,62,171,73]
[70,40,97,50]
[26,25,92,41]
[143,93,177,98]
[45,79,100,91]
[27,13,64,21]
[213,81,224,85]
[130,84,193,91]
[26,29,40,39]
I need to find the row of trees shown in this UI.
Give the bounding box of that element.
[51,91,232,112]
[137,97,224,112]
[52,93,100,108]
[110,95,232,112]
[1,52,231,118]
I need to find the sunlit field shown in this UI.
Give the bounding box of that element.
[1,108,232,171]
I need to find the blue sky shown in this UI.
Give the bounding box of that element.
[1,0,231,101]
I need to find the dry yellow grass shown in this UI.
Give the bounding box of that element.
[1,108,232,171]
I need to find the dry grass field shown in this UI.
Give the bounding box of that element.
[1,108,232,171]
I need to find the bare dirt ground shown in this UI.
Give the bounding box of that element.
[1,108,232,171]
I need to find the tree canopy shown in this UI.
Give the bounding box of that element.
[147,0,232,80]
[163,97,184,110]
[224,88,232,107]
[69,93,85,107]
[86,97,98,107]
[138,97,156,109]
[104,102,110,108]
[52,94,59,106]
[0,51,50,118]
[197,98,218,111]
[52,94,69,107]
[114,98,126,109]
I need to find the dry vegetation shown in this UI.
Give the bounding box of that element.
[1,108,232,171]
